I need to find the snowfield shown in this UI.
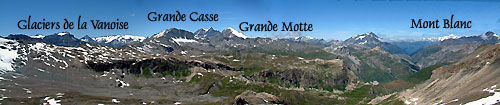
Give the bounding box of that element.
[465,85,500,105]
[0,38,19,73]
[94,35,146,43]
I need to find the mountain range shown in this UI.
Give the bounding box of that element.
[412,31,500,67]
[0,28,498,104]
[81,35,146,47]
[389,34,461,55]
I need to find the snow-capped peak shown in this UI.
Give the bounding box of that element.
[423,34,461,41]
[351,32,383,41]
[227,27,247,39]
[440,34,460,41]
[352,32,372,39]
[152,29,170,38]
[480,32,499,40]
[30,35,45,39]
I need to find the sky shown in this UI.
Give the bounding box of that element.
[1,0,500,41]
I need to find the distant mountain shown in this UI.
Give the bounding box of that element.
[412,31,500,67]
[390,34,463,56]
[344,32,405,54]
[422,34,461,42]
[7,32,82,47]
[285,36,330,47]
[81,35,146,47]
[127,28,201,54]
[7,34,42,41]
[8,32,147,47]
[440,31,499,45]
[222,27,247,39]
[127,27,326,57]
[42,32,83,47]
[80,35,96,43]
[344,32,384,44]
[325,32,417,83]
[194,27,221,38]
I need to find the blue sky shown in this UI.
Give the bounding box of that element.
[1,0,500,40]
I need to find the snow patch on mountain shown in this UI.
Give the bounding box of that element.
[93,35,146,43]
[43,96,61,105]
[358,40,368,45]
[28,43,70,70]
[465,85,500,105]
[152,30,170,38]
[80,38,90,42]
[480,34,489,40]
[57,32,69,36]
[0,38,19,73]
[172,37,198,45]
[356,35,366,40]
[227,27,247,39]
[493,33,499,38]
[293,36,314,40]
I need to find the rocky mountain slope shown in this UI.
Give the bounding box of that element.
[399,44,500,105]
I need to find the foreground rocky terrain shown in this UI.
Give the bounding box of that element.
[399,44,500,105]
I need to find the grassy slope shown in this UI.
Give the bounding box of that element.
[372,64,445,95]
[251,47,339,60]
[190,73,342,104]
[402,64,444,84]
